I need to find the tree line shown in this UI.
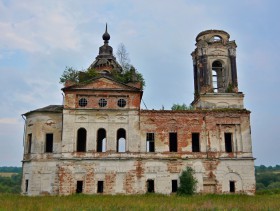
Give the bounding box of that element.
[0,167,22,193]
[255,165,280,190]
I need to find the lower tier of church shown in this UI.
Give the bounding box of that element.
[22,158,255,195]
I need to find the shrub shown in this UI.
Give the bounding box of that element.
[60,66,145,88]
[177,167,197,195]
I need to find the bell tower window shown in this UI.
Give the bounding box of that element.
[212,61,224,93]
[210,35,222,42]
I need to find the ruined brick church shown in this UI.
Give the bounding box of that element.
[21,26,255,195]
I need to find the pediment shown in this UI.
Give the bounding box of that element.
[65,76,140,91]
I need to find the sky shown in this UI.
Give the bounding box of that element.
[0,0,279,167]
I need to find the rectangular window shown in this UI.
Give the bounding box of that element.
[192,133,200,152]
[76,181,83,193]
[45,133,53,153]
[25,179,29,193]
[169,132,177,152]
[172,180,178,193]
[97,181,104,193]
[225,133,233,152]
[146,133,155,152]
[27,134,32,154]
[229,181,235,193]
[147,179,154,193]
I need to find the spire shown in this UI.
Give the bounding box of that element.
[102,23,110,44]
[88,24,122,73]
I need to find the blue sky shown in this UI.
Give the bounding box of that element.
[0,0,279,166]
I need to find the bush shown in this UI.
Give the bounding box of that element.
[60,66,145,88]
[177,167,197,195]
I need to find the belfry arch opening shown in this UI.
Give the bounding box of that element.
[117,128,126,152]
[212,60,224,93]
[97,128,106,152]
[210,35,222,42]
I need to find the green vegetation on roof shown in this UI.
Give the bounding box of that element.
[60,66,145,88]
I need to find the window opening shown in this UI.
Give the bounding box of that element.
[98,98,107,107]
[76,181,83,193]
[77,128,86,152]
[146,133,155,152]
[117,99,127,107]
[172,180,178,193]
[225,133,233,152]
[210,35,222,42]
[147,179,154,193]
[212,70,218,92]
[27,134,32,154]
[169,132,177,152]
[117,128,126,152]
[45,133,53,153]
[192,133,200,152]
[212,61,223,93]
[79,98,88,107]
[25,179,29,193]
[97,128,106,152]
[97,181,104,193]
[229,181,235,193]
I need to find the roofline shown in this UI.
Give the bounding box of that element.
[62,75,142,91]
[23,105,63,116]
[196,29,230,42]
[140,109,251,114]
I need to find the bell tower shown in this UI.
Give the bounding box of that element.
[191,30,244,109]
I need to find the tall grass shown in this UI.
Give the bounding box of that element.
[0,193,280,210]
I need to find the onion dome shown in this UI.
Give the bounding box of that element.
[102,23,110,43]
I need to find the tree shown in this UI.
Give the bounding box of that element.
[171,103,193,111]
[59,67,79,84]
[267,182,280,189]
[177,167,197,195]
[116,43,131,71]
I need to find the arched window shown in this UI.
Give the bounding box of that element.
[117,128,126,152]
[212,61,224,93]
[210,35,222,42]
[77,128,86,152]
[97,128,106,152]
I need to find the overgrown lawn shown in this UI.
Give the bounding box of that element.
[0,193,280,210]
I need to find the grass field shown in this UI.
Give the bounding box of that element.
[0,193,280,210]
[0,172,17,177]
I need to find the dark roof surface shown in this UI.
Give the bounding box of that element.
[24,105,63,116]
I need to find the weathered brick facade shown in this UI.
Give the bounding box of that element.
[21,28,255,195]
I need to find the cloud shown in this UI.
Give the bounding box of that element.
[0,0,280,167]
[0,118,19,124]
[0,1,81,53]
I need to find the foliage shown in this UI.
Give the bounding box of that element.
[0,167,22,194]
[60,66,145,88]
[0,174,21,194]
[78,68,99,83]
[225,83,234,93]
[171,103,194,111]
[111,66,145,87]
[255,165,280,190]
[1,193,280,210]
[59,67,80,84]
[177,167,197,195]
[0,167,21,173]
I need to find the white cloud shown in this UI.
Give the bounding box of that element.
[0,118,19,124]
[0,0,280,166]
[0,1,81,53]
